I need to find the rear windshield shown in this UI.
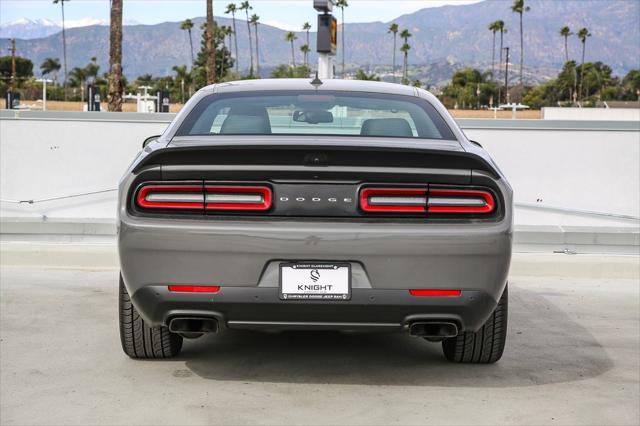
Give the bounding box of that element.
[176,91,456,140]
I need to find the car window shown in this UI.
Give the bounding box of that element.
[178,91,456,140]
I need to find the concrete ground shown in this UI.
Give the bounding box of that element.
[1,254,639,426]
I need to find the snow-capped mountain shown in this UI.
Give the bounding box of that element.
[0,17,140,40]
[0,18,60,39]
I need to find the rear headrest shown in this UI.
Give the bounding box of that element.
[220,106,271,134]
[360,118,413,137]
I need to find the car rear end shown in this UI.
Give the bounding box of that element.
[117,80,512,363]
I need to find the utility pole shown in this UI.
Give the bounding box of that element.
[10,38,17,92]
[503,46,510,104]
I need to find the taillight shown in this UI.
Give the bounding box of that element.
[359,186,496,216]
[136,185,204,210]
[427,188,495,214]
[205,185,272,211]
[409,289,461,297]
[136,183,272,212]
[359,187,427,213]
[168,285,220,293]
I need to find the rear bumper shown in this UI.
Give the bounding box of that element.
[131,285,505,332]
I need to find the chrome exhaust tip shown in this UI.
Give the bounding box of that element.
[408,321,458,339]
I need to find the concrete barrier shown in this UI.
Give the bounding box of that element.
[1,111,638,250]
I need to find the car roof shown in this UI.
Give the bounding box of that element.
[208,78,420,97]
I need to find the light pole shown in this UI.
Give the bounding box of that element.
[315,0,337,79]
[36,78,53,111]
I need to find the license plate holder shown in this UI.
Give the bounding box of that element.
[279,262,351,300]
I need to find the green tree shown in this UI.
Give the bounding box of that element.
[192,21,234,88]
[53,0,69,99]
[224,3,240,73]
[559,26,572,63]
[240,1,254,76]
[355,69,380,81]
[270,64,310,78]
[84,57,100,84]
[621,69,640,100]
[388,23,399,82]
[250,14,260,76]
[399,28,412,84]
[577,27,591,101]
[488,21,500,79]
[172,65,192,102]
[0,56,34,84]
[511,0,530,86]
[300,44,311,67]
[180,19,195,69]
[336,0,348,77]
[285,31,298,67]
[40,57,61,85]
[302,21,312,66]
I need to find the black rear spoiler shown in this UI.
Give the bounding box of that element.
[133,144,500,179]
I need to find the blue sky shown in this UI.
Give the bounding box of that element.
[1,0,481,30]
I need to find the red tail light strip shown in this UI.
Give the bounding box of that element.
[360,188,427,213]
[427,189,495,214]
[137,185,204,209]
[205,186,272,211]
[409,289,462,297]
[168,285,221,293]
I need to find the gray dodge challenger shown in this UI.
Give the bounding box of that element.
[118,78,512,363]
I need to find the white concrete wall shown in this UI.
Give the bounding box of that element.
[542,107,640,121]
[1,113,639,228]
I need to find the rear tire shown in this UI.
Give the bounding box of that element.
[119,274,183,359]
[442,285,508,364]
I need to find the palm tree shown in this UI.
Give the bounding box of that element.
[250,14,260,77]
[225,3,240,73]
[577,27,591,101]
[285,31,297,67]
[85,57,100,84]
[52,0,68,99]
[511,0,530,86]
[388,23,399,82]
[107,0,123,111]
[488,21,500,80]
[494,20,507,103]
[559,26,572,63]
[173,65,192,102]
[206,0,215,83]
[336,0,348,77]
[399,28,412,83]
[240,1,254,76]
[180,19,195,69]
[40,57,61,85]
[400,42,411,84]
[302,22,312,65]
[300,44,310,66]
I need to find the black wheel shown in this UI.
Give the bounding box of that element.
[119,274,183,359]
[442,285,508,364]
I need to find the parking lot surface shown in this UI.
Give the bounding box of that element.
[1,255,639,425]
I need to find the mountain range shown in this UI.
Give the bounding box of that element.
[1,0,638,83]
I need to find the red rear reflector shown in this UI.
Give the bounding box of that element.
[409,289,462,297]
[137,185,204,210]
[427,189,495,214]
[205,185,272,211]
[168,285,221,293]
[360,187,427,213]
